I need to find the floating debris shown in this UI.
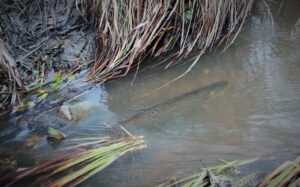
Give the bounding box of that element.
[59,101,98,121]
[47,127,65,141]
[24,134,44,149]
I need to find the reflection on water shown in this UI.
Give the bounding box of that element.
[1,0,300,186]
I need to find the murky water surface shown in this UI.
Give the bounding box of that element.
[1,1,300,186]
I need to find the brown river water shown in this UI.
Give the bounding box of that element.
[0,1,300,186]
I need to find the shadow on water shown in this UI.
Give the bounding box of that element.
[0,0,300,186]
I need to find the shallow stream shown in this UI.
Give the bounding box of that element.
[0,1,300,186]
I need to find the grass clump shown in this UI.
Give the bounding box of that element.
[77,0,254,83]
[159,155,300,187]
[0,135,146,187]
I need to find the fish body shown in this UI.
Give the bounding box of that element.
[120,81,228,126]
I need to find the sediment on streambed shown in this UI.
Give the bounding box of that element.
[0,0,253,113]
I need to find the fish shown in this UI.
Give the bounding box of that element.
[120,81,228,126]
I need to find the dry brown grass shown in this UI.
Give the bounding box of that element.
[0,40,24,111]
[77,0,253,83]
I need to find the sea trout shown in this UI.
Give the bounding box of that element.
[120,81,228,126]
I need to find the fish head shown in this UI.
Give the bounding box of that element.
[205,81,228,96]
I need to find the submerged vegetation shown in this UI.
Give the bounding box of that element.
[158,159,258,187]
[0,134,146,187]
[0,0,253,113]
[258,156,300,187]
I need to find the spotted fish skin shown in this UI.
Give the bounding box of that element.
[120,81,228,126]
